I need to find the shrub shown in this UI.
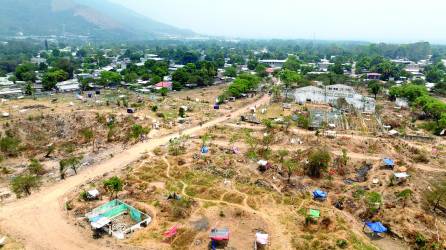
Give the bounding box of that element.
[28,159,45,175]
[0,135,21,156]
[336,239,348,249]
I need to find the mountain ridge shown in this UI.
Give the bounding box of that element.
[0,0,195,40]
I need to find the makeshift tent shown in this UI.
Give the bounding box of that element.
[365,222,387,234]
[209,228,229,241]
[201,146,209,154]
[312,189,327,200]
[164,225,178,238]
[256,232,269,245]
[309,209,320,219]
[213,104,220,110]
[383,158,394,168]
[127,108,135,114]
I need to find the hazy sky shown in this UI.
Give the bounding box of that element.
[111,0,445,43]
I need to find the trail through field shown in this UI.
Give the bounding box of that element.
[0,95,270,250]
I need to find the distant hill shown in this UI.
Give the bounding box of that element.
[0,0,195,40]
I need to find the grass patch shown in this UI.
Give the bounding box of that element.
[222,192,245,204]
[171,228,198,250]
[348,232,377,250]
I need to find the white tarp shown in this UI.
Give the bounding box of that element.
[394,172,409,179]
[256,232,268,245]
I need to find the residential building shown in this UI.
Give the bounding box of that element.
[56,79,80,92]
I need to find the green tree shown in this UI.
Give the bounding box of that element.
[99,71,121,86]
[59,156,82,178]
[42,69,69,90]
[255,64,268,78]
[283,55,301,71]
[306,149,331,178]
[24,82,34,96]
[329,62,344,75]
[103,176,123,200]
[224,66,237,77]
[10,174,41,197]
[159,87,168,97]
[247,59,258,70]
[425,179,446,212]
[368,82,381,99]
[280,69,302,100]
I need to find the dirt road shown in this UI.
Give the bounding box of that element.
[0,95,270,250]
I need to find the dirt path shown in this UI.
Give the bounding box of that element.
[0,95,270,250]
[178,181,292,250]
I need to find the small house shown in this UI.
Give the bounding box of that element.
[210,228,229,249]
[383,158,395,169]
[154,81,172,91]
[393,172,410,184]
[364,221,387,236]
[255,232,269,249]
[312,189,327,201]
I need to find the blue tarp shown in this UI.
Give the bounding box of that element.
[365,222,387,233]
[313,189,327,199]
[201,146,209,154]
[383,158,394,166]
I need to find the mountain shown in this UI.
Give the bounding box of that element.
[0,0,194,40]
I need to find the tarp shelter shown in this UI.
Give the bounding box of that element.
[163,225,178,238]
[309,209,320,219]
[383,158,394,168]
[209,228,229,241]
[365,222,387,234]
[87,189,100,199]
[127,108,135,114]
[201,146,209,154]
[213,104,220,110]
[313,189,327,200]
[394,172,409,179]
[255,232,269,245]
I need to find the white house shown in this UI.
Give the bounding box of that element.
[294,84,376,112]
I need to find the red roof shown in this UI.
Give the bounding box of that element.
[155,81,172,88]
[266,68,274,73]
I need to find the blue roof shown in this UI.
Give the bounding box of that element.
[365,222,387,233]
[383,158,394,166]
[313,189,327,198]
